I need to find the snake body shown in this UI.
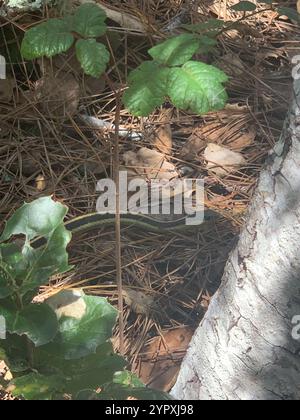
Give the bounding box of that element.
[31,211,218,248]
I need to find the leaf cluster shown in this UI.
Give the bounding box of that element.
[0,197,169,400]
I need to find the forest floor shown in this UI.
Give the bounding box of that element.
[0,0,299,393]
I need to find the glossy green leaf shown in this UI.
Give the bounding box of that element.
[46,290,118,359]
[0,197,72,295]
[35,340,111,372]
[11,373,65,400]
[21,19,74,59]
[0,303,58,347]
[76,39,110,77]
[123,61,169,116]
[149,34,203,66]
[68,354,126,393]
[231,1,257,11]
[19,225,72,295]
[35,341,126,393]
[71,3,107,37]
[0,197,68,242]
[167,61,228,114]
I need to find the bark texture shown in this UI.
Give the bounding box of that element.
[172,79,300,400]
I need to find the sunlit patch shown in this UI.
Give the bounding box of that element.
[46,290,87,320]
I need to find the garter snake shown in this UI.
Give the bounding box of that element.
[31,210,218,249]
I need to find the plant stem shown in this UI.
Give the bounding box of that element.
[113,92,125,356]
[104,74,125,355]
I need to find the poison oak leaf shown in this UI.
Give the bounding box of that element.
[123,61,170,117]
[76,39,110,78]
[167,61,228,114]
[70,3,107,38]
[149,34,204,67]
[21,19,74,59]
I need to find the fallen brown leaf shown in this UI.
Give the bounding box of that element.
[123,147,178,181]
[181,136,206,160]
[97,1,146,32]
[0,77,14,102]
[204,143,246,177]
[152,124,173,156]
[215,53,245,77]
[180,108,256,161]
[123,289,155,315]
[135,328,193,392]
[26,74,80,119]
[79,0,146,32]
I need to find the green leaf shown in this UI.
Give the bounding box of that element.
[123,61,169,117]
[76,39,110,77]
[0,244,26,298]
[35,340,112,373]
[0,243,22,263]
[74,365,171,400]
[0,261,16,299]
[11,373,65,400]
[19,225,72,295]
[277,7,300,23]
[0,197,72,295]
[0,303,58,347]
[113,371,144,388]
[21,19,74,60]
[68,354,126,393]
[71,3,107,38]
[46,290,118,359]
[103,370,169,400]
[0,197,68,242]
[149,34,203,66]
[231,1,257,11]
[35,341,127,393]
[167,61,228,114]
[0,334,30,373]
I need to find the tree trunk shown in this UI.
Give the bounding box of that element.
[172,78,300,400]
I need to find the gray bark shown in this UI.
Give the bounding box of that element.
[172,79,300,400]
